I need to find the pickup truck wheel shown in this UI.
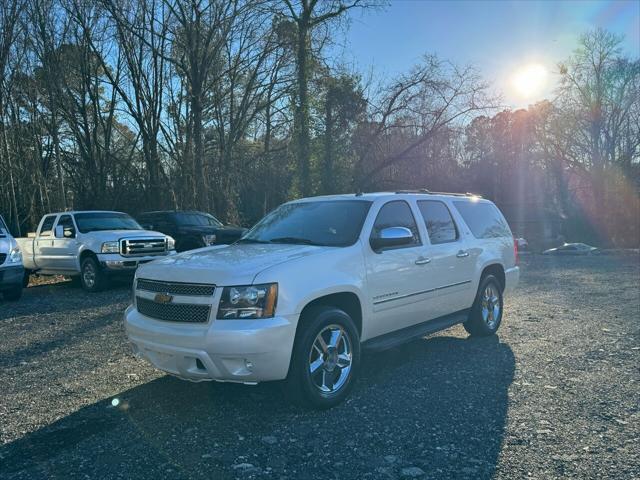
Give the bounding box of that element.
[3,286,22,301]
[464,274,503,337]
[285,306,360,409]
[80,257,108,292]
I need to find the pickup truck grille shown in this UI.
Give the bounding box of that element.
[121,238,166,257]
[136,297,211,323]
[0,253,6,265]
[136,279,215,297]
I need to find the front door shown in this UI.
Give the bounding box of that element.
[50,215,79,272]
[364,200,436,339]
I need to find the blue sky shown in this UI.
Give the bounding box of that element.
[331,0,640,108]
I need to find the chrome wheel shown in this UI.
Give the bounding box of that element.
[83,261,96,289]
[308,324,352,395]
[481,283,501,329]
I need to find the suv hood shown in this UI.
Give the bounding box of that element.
[136,243,330,286]
[83,229,167,242]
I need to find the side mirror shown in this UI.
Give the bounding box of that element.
[370,226,414,251]
[54,225,64,238]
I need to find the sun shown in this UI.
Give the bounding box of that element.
[511,63,548,99]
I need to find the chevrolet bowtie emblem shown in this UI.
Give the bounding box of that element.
[154,292,173,304]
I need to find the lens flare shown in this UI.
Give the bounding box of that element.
[511,63,548,98]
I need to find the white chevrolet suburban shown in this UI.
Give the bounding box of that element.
[125,192,519,408]
[17,211,175,292]
[0,215,24,301]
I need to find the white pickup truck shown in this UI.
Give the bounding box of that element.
[125,192,519,408]
[0,215,24,301]
[18,211,175,292]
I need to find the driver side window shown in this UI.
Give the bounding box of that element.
[56,215,76,238]
[370,201,421,247]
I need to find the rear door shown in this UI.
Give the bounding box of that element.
[50,214,79,272]
[416,200,475,315]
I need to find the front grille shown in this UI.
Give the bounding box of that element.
[121,238,167,257]
[136,297,211,323]
[137,278,215,296]
[0,253,6,265]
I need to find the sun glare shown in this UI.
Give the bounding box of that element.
[511,63,548,99]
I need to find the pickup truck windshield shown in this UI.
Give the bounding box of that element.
[74,212,142,233]
[175,213,223,228]
[241,200,372,247]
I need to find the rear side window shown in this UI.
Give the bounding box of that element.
[371,201,421,246]
[454,201,512,239]
[417,200,458,244]
[39,215,57,237]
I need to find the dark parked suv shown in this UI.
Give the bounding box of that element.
[137,211,246,252]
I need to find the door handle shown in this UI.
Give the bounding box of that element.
[415,257,431,265]
[456,250,469,258]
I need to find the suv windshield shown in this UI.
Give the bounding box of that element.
[241,200,372,247]
[175,212,223,228]
[74,212,142,233]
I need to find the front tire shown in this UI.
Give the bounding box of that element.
[80,256,109,292]
[464,274,504,337]
[284,306,360,409]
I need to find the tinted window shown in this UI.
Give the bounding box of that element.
[57,215,76,237]
[454,201,512,239]
[39,215,57,237]
[74,212,142,233]
[242,200,371,247]
[417,201,458,244]
[370,201,420,247]
[175,212,223,228]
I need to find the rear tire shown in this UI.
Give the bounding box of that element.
[284,306,360,409]
[464,274,503,337]
[80,256,109,292]
[22,270,30,288]
[3,286,22,301]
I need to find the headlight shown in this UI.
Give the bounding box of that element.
[8,246,22,264]
[167,236,176,250]
[101,241,120,253]
[203,234,217,245]
[217,283,278,319]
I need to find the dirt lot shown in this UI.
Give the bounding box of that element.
[0,255,638,480]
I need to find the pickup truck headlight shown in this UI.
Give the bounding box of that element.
[217,283,278,319]
[101,241,120,253]
[167,236,176,251]
[8,246,22,264]
[203,234,217,245]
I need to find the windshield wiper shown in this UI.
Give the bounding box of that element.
[267,236,321,246]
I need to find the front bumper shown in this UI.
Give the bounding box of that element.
[504,266,520,295]
[124,305,298,384]
[97,251,176,271]
[0,265,24,291]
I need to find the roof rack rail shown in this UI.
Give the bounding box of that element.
[394,189,432,194]
[394,189,481,198]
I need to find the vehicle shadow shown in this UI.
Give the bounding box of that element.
[0,333,514,480]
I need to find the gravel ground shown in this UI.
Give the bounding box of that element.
[0,255,638,479]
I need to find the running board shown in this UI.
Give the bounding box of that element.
[362,309,469,352]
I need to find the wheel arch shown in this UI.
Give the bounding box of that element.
[480,263,505,292]
[297,291,363,339]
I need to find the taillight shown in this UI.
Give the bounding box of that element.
[513,236,519,266]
